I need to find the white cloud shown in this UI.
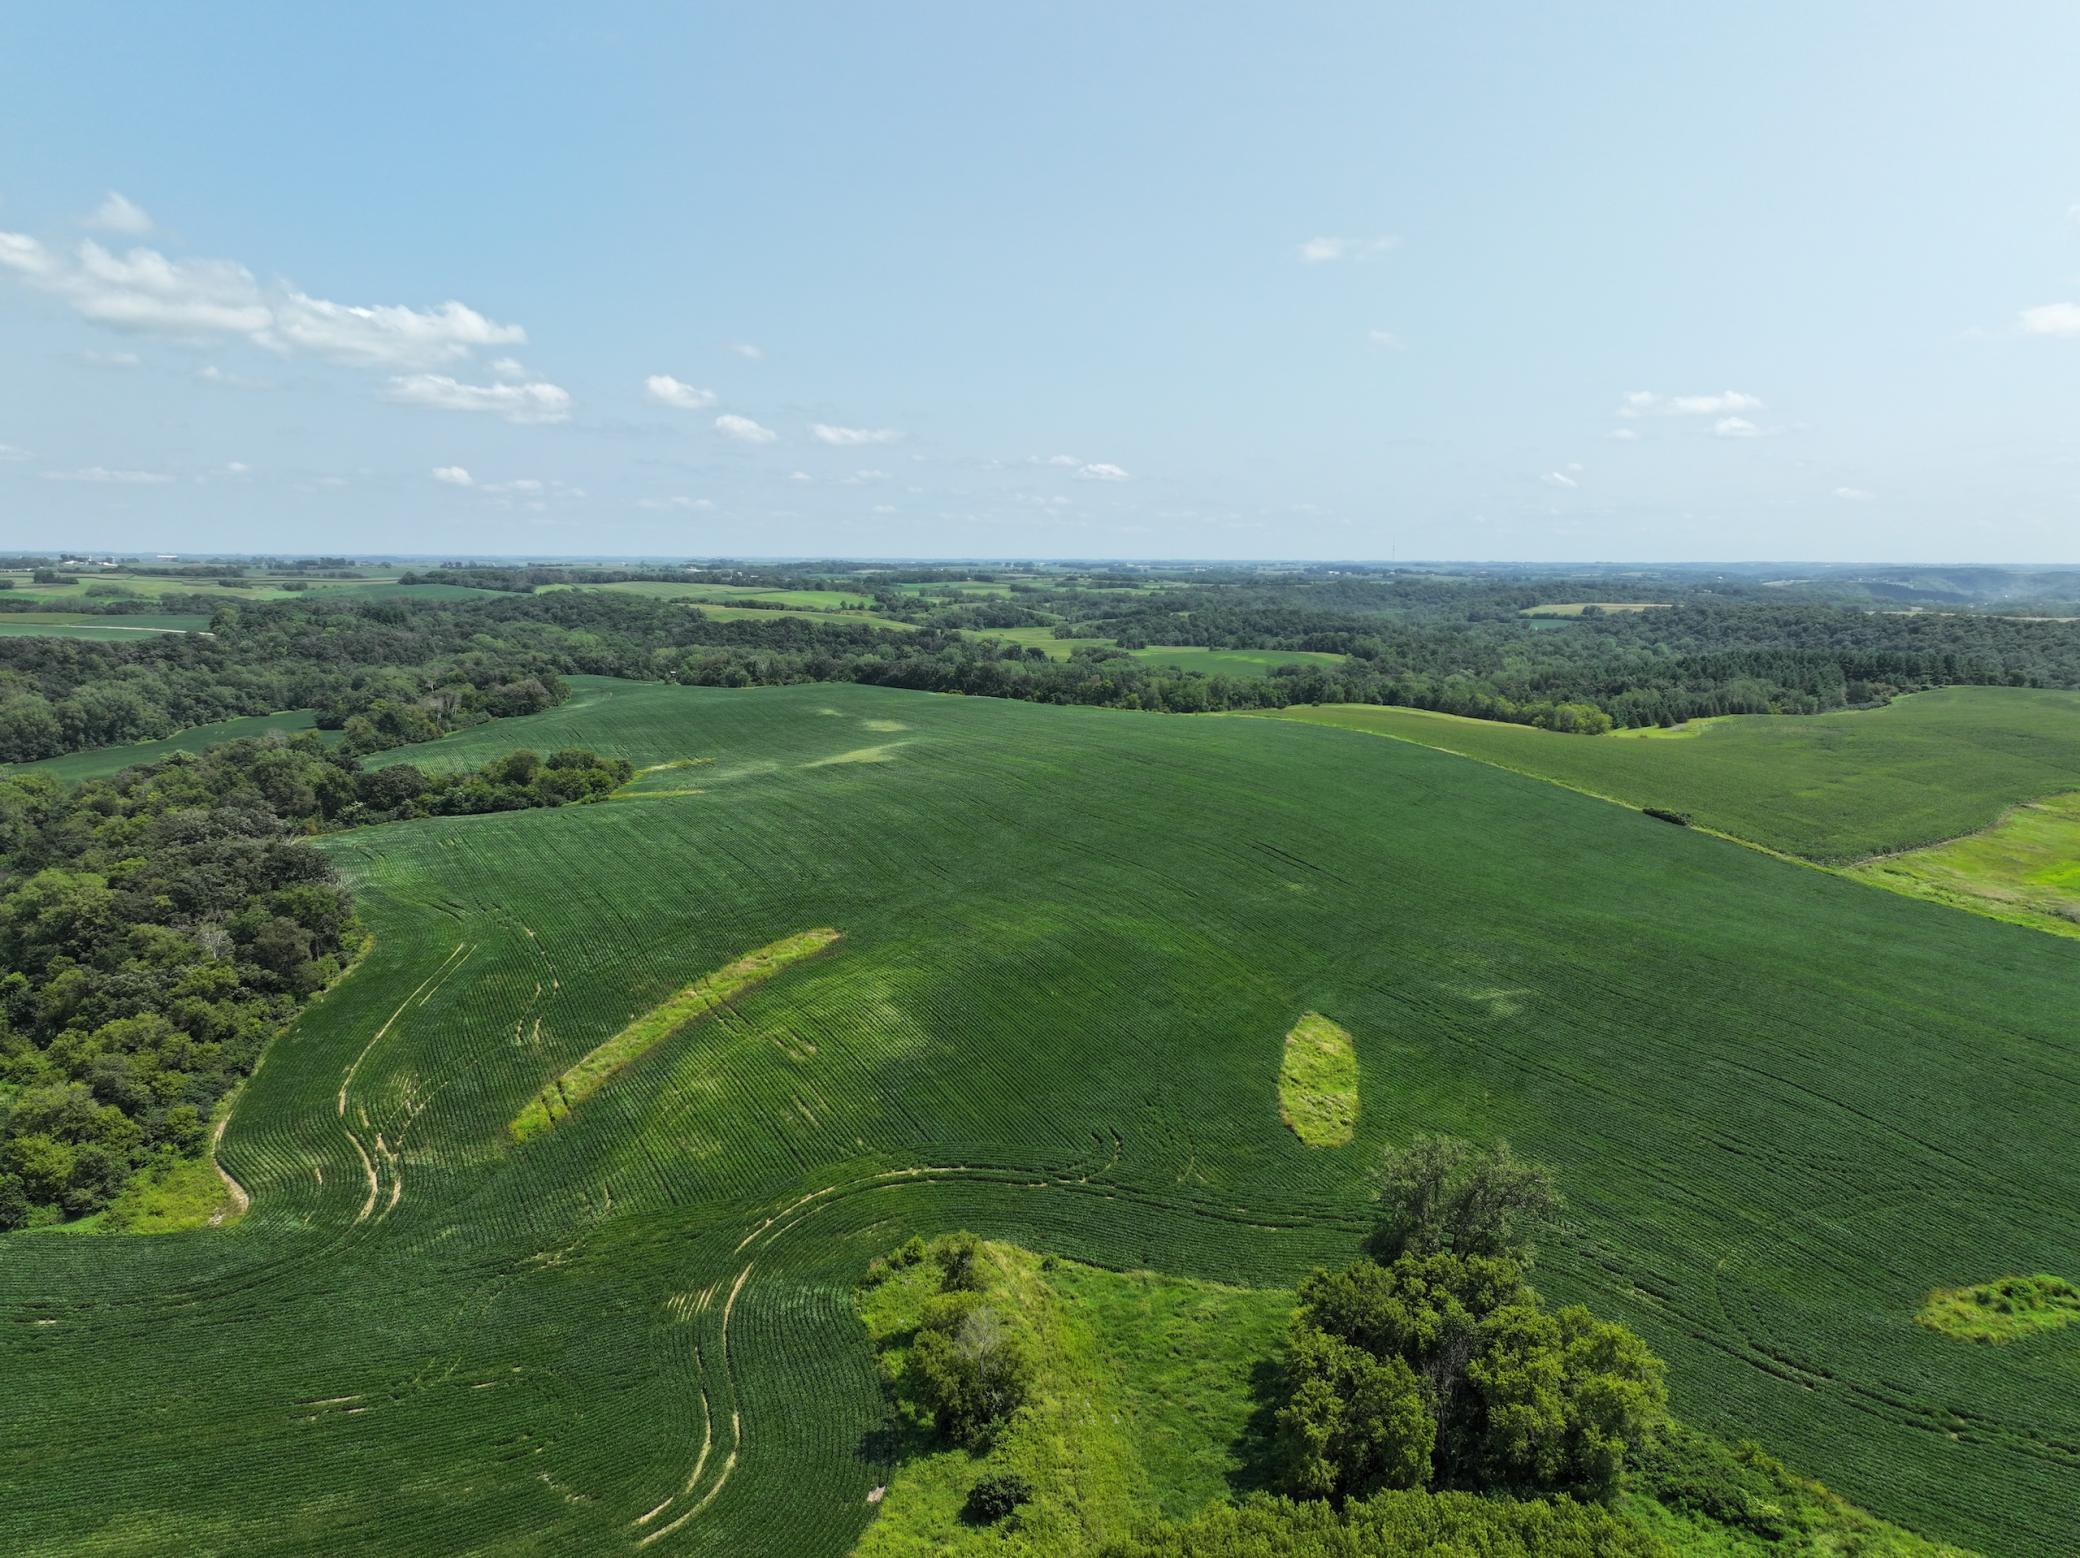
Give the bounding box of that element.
[387,374,572,424]
[724,342,765,360]
[221,461,251,476]
[788,470,813,482]
[811,422,900,446]
[84,192,154,235]
[1712,416,1764,438]
[1366,328,1406,350]
[1540,469,1579,489]
[646,373,718,410]
[0,443,29,462]
[1298,234,1400,263]
[0,226,528,370]
[83,348,141,368]
[1833,486,1876,501]
[715,413,777,443]
[1618,389,1765,418]
[432,465,475,487]
[637,495,716,512]
[871,503,897,514]
[488,357,528,378]
[838,468,892,485]
[2020,301,2080,337]
[40,465,174,484]
[1074,461,1131,481]
[1036,453,1082,467]
[1606,427,1641,441]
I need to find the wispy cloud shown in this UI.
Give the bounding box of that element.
[1833,486,1876,501]
[645,373,718,410]
[636,495,716,511]
[1618,390,1765,418]
[0,443,29,462]
[715,413,777,443]
[1366,328,1406,350]
[84,192,153,235]
[1712,416,1766,439]
[723,342,765,361]
[432,465,475,487]
[0,223,528,371]
[1540,462,1583,489]
[811,422,900,446]
[1074,461,1131,482]
[2020,301,2080,337]
[1606,427,1641,442]
[41,465,174,484]
[1298,234,1400,264]
[387,374,572,424]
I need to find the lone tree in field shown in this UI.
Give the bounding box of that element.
[1278,1140,1664,1507]
[1372,1134,1561,1265]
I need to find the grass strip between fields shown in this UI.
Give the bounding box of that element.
[1277,1011,1358,1147]
[1916,1274,2080,1344]
[509,927,840,1141]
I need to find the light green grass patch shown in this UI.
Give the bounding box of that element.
[1277,1012,1358,1147]
[1848,792,2080,940]
[857,1238,1288,1555]
[966,626,1116,659]
[509,927,839,1140]
[1916,1274,2080,1344]
[101,1152,235,1234]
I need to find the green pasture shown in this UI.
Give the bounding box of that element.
[967,626,1115,659]
[5,679,2079,1553]
[1520,601,1670,617]
[1128,645,1349,677]
[1254,688,2080,861]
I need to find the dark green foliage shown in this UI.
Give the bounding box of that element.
[1276,1249,1666,1504]
[963,1470,1033,1524]
[907,1291,1033,1447]
[1641,807,1691,826]
[1372,1135,1561,1263]
[1103,1488,1666,1557]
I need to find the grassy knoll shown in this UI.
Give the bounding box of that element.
[7,708,324,783]
[510,929,841,1140]
[1127,646,1348,677]
[4,680,2078,1554]
[1253,688,2080,861]
[1847,792,2080,939]
[857,1237,1290,1554]
[1277,1013,1358,1147]
[1917,1276,2080,1345]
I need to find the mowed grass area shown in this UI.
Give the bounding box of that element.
[1254,688,2080,861]
[6,709,325,784]
[1127,646,1349,677]
[5,679,2080,1553]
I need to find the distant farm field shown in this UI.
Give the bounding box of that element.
[6,680,2079,1554]
[8,709,326,784]
[1254,688,2080,861]
[1126,646,1349,677]
[0,613,211,639]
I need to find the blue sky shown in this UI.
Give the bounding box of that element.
[4,3,2079,561]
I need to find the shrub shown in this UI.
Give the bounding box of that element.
[909,1293,1032,1447]
[963,1471,1033,1524]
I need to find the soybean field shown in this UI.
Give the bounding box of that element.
[4,679,2078,1554]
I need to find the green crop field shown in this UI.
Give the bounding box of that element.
[6,678,2079,1554]
[1253,688,2080,862]
[7,709,327,784]
[1126,646,1349,677]
[0,613,211,639]
[965,626,1114,659]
